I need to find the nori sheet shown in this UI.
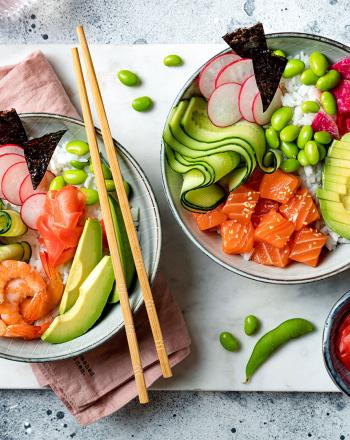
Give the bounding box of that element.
[252,49,287,111]
[24,130,66,190]
[222,22,267,58]
[0,109,28,146]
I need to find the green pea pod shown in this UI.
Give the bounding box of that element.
[245,318,315,382]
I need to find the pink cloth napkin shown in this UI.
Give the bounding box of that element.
[0,51,191,425]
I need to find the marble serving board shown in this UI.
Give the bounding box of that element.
[0,44,345,391]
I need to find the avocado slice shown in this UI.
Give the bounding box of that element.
[342,133,350,143]
[316,188,340,202]
[324,181,347,194]
[59,218,102,314]
[324,163,350,177]
[328,147,350,161]
[108,195,135,303]
[42,255,114,344]
[323,173,350,185]
[325,157,350,169]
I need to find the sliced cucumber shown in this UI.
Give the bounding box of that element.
[0,243,24,261]
[0,211,12,234]
[0,210,27,237]
[20,241,32,262]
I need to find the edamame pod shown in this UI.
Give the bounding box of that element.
[163,54,183,66]
[280,158,300,173]
[66,140,89,156]
[314,130,332,144]
[271,107,293,131]
[301,101,320,113]
[132,96,153,112]
[49,175,65,191]
[309,51,328,77]
[283,59,305,79]
[304,141,320,165]
[63,169,88,185]
[280,125,300,142]
[245,318,314,382]
[220,331,240,352]
[300,69,319,86]
[320,91,337,115]
[316,69,341,91]
[297,125,313,149]
[281,141,298,159]
[117,69,140,86]
[244,315,260,336]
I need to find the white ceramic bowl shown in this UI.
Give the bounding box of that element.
[161,33,350,284]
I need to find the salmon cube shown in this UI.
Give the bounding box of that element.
[259,169,300,204]
[289,227,327,267]
[252,242,290,268]
[222,185,259,224]
[221,220,254,254]
[193,205,227,231]
[279,188,320,231]
[254,209,295,249]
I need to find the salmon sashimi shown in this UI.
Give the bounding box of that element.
[251,198,280,228]
[252,242,290,268]
[222,185,259,224]
[221,220,254,254]
[254,209,295,249]
[279,188,320,231]
[193,205,227,231]
[246,168,264,191]
[259,169,300,204]
[289,227,328,267]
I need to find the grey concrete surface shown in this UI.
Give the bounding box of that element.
[1,0,350,438]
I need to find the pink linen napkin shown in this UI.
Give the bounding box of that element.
[0,51,191,425]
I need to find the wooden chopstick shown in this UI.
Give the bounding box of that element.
[71,47,149,404]
[76,25,172,379]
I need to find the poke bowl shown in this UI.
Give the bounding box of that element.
[0,112,161,362]
[161,29,350,284]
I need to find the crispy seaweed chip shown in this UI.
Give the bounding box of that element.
[252,49,287,111]
[0,109,27,146]
[24,130,66,189]
[222,22,267,58]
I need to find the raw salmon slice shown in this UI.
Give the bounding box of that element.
[222,185,259,224]
[279,188,320,231]
[221,220,254,254]
[254,209,295,249]
[251,198,280,228]
[289,227,327,267]
[246,168,264,191]
[252,242,290,268]
[259,169,300,204]
[193,204,227,231]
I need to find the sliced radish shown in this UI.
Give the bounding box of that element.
[0,153,25,199]
[2,162,30,205]
[199,53,241,99]
[239,75,259,122]
[0,144,24,157]
[215,59,254,88]
[20,193,47,230]
[208,82,242,127]
[253,88,283,125]
[19,170,55,204]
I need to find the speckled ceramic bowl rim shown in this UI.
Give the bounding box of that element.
[160,32,350,285]
[323,290,350,396]
[2,112,162,362]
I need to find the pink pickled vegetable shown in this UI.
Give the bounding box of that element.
[333,79,350,113]
[312,111,339,139]
[332,57,350,80]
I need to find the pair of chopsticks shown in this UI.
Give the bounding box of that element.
[72,25,172,404]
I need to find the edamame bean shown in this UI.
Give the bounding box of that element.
[297,125,313,149]
[309,51,328,77]
[245,318,314,382]
[265,127,280,149]
[320,91,337,115]
[272,49,286,58]
[280,125,300,142]
[301,100,320,113]
[63,169,87,185]
[105,179,115,192]
[132,96,153,112]
[314,130,332,144]
[70,159,89,170]
[49,175,65,191]
[317,143,327,161]
[281,141,298,159]
[271,107,293,131]
[300,69,319,86]
[80,188,99,205]
[280,158,300,173]
[66,140,89,156]
[89,163,112,179]
[304,141,320,165]
[163,54,183,67]
[283,59,305,78]
[244,315,260,336]
[219,331,240,352]
[316,69,341,91]
[297,150,310,167]
[117,69,140,86]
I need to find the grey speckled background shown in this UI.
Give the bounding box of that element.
[1,0,350,438]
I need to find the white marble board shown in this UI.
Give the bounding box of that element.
[0,44,345,391]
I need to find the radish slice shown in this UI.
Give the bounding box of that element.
[2,162,29,205]
[20,193,47,230]
[0,153,25,199]
[0,144,24,157]
[253,88,283,125]
[19,171,55,204]
[239,75,259,122]
[215,59,254,88]
[208,82,241,127]
[199,53,241,99]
